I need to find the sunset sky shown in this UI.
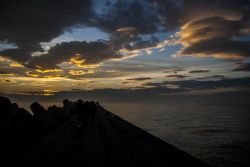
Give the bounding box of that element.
[1,0,250,97]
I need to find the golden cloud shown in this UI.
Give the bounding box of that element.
[35,68,62,73]
[9,62,24,68]
[0,78,16,83]
[69,69,94,76]
[175,16,250,59]
[0,73,16,76]
[116,26,137,37]
[44,75,68,79]
[69,56,100,69]
[25,71,39,77]
[34,89,57,96]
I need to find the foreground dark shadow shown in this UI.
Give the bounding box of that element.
[0,96,211,166]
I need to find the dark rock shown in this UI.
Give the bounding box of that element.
[0,96,13,119]
[30,102,47,119]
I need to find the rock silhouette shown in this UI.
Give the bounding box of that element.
[0,96,211,166]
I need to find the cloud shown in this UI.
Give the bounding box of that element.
[0,0,250,79]
[196,75,226,80]
[68,69,94,76]
[0,79,16,83]
[165,74,188,79]
[94,0,160,35]
[9,62,24,68]
[93,1,167,54]
[164,69,184,73]
[168,77,250,90]
[25,71,39,77]
[35,68,62,73]
[127,77,152,81]
[0,70,15,76]
[189,69,210,73]
[151,0,248,30]
[43,75,68,79]
[0,47,37,64]
[232,62,250,71]
[0,0,94,64]
[27,40,124,69]
[150,0,250,60]
[144,77,250,91]
[121,81,129,85]
[143,82,164,87]
[177,16,250,59]
[21,89,58,96]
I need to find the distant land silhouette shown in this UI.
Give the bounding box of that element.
[0,96,210,166]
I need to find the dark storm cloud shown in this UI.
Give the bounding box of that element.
[94,0,160,34]
[151,0,250,30]
[95,0,161,51]
[0,47,37,63]
[27,40,122,69]
[0,0,94,63]
[189,70,210,73]
[232,62,250,71]
[127,77,152,81]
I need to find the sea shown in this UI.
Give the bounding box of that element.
[101,95,250,167]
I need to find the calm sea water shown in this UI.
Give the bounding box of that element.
[101,96,250,167]
[17,94,250,167]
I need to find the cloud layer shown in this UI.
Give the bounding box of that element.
[0,0,250,91]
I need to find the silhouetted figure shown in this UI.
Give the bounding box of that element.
[30,102,47,120]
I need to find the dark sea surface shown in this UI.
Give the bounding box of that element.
[16,94,250,167]
[101,95,250,167]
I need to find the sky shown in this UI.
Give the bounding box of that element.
[0,0,250,98]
